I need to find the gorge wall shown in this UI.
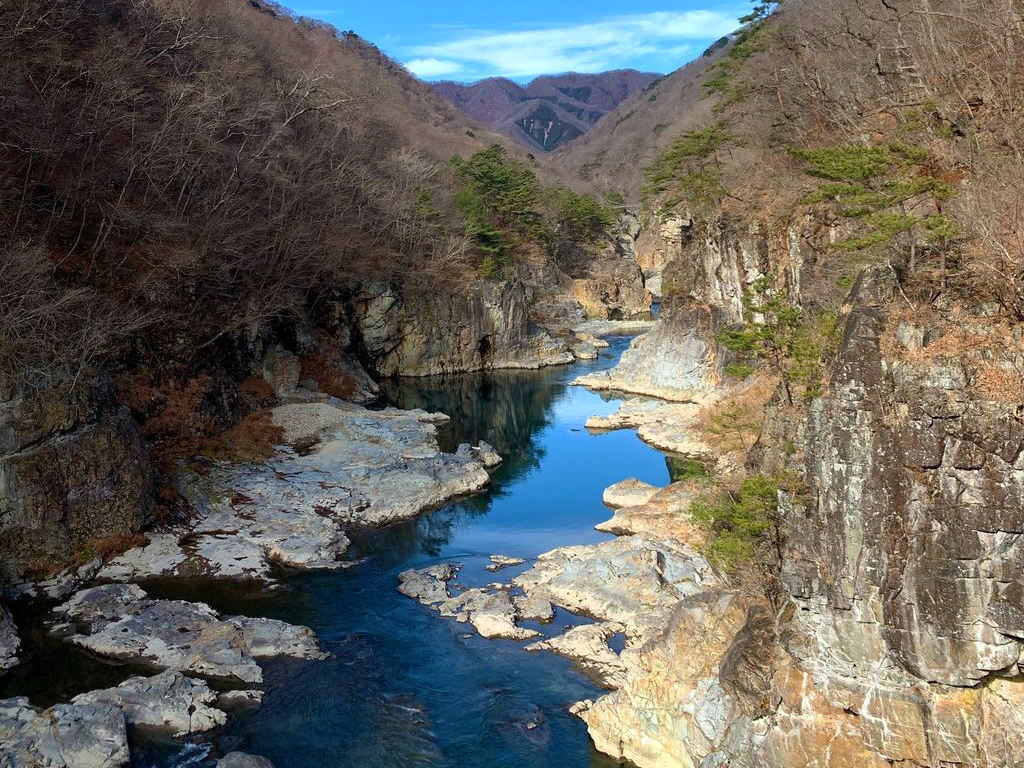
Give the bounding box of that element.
[575,215,1024,768]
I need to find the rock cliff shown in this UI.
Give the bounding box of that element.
[0,376,154,580]
[576,265,1024,768]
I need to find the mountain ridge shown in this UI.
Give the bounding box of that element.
[432,69,661,152]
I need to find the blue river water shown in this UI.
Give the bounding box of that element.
[8,336,677,768]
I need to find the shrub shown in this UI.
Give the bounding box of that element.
[717,278,835,405]
[690,473,781,568]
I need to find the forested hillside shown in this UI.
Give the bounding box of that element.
[0,0,616,390]
[564,0,1024,316]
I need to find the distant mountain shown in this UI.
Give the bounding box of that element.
[432,70,662,152]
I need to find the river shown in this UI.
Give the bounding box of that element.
[6,335,677,768]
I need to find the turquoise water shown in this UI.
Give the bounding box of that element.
[13,337,675,768]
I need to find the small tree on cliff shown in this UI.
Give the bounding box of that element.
[717,277,831,406]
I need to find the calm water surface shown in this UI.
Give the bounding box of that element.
[12,336,675,768]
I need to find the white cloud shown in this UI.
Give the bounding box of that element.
[406,57,465,77]
[403,9,742,80]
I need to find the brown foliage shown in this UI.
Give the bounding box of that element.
[0,0,478,384]
[301,355,357,401]
[198,409,284,463]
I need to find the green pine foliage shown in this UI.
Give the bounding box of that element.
[548,187,617,251]
[717,277,835,405]
[704,1,783,106]
[643,124,738,212]
[792,142,959,257]
[452,145,618,275]
[690,473,780,568]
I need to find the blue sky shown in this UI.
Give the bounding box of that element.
[284,1,749,82]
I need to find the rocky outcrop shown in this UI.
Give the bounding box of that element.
[0,697,130,768]
[0,602,19,672]
[53,584,327,683]
[758,266,1024,767]
[72,670,228,736]
[0,375,154,579]
[634,213,689,298]
[577,266,1024,768]
[577,217,804,402]
[574,306,728,401]
[100,399,492,582]
[339,280,575,377]
[562,214,653,320]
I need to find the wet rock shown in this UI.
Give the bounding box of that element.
[0,602,19,672]
[398,564,460,605]
[72,670,226,736]
[216,689,264,714]
[55,584,326,683]
[101,401,489,582]
[601,478,659,509]
[0,697,129,768]
[485,555,525,572]
[475,440,503,469]
[456,441,503,469]
[438,588,541,641]
[514,593,554,622]
[217,753,276,768]
[526,622,628,689]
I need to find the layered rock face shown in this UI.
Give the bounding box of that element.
[768,267,1024,767]
[0,375,154,579]
[561,214,653,320]
[576,217,796,401]
[342,280,574,377]
[579,266,1024,768]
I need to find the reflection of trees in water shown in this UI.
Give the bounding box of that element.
[361,368,573,563]
[382,367,568,475]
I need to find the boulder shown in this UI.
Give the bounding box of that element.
[54,584,327,683]
[72,670,226,736]
[0,375,153,579]
[0,697,129,768]
[217,753,276,768]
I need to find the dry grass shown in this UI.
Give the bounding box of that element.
[70,533,150,569]
[696,376,779,455]
[199,409,285,463]
[301,354,357,401]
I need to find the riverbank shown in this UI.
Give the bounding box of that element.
[2,333,677,768]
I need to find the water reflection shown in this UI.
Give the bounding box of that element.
[12,336,665,768]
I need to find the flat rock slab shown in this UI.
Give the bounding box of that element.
[100,401,490,582]
[55,584,327,684]
[513,535,715,636]
[527,622,628,689]
[486,555,526,572]
[585,399,714,458]
[596,482,705,544]
[72,670,227,737]
[0,697,129,768]
[602,478,660,509]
